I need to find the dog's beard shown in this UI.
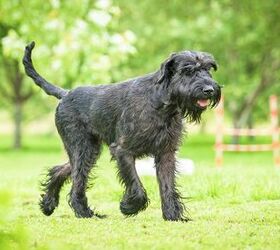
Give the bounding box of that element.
[171,84,203,122]
[181,102,203,123]
[171,81,221,123]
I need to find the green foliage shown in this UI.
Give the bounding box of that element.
[116,0,280,122]
[1,0,279,130]
[0,0,137,147]
[0,0,136,86]
[0,1,279,145]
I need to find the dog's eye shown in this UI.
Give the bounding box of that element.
[181,65,196,74]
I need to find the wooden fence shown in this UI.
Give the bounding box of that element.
[215,95,280,167]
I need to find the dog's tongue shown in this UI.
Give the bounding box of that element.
[197,99,210,108]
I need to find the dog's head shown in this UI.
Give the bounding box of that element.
[156,51,221,122]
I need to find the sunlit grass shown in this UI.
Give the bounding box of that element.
[1,134,280,249]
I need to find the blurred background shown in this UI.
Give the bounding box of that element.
[0,1,280,249]
[0,0,279,149]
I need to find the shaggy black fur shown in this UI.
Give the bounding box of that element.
[23,41,221,221]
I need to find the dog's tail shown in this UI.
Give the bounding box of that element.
[22,41,68,99]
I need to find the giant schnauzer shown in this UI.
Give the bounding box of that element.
[23,42,221,221]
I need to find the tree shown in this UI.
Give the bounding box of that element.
[116,0,280,129]
[0,0,136,148]
[1,0,279,147]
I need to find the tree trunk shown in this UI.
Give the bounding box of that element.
[232,51,280,130]
[13,100,22,149]
[2,58,33,149]
[231,66,274,145]
[233,80,268,129]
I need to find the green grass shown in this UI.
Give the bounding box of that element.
[1,134,280,250]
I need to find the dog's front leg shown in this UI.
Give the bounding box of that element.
[110,143,149,216]
[155,151,189,222]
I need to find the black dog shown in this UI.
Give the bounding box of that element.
[23,42,221,221]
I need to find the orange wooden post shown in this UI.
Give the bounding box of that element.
[215,96,224,167]
[270,95,280,168]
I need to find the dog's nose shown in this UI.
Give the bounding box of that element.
[203,85,214,95]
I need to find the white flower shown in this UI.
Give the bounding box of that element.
[44,19,64,30]
[50,0,60,8]
[1,30,26,58]
[88,10,112,27]
[95,0,111,10]
[110,6,121,16]
[110,32,137,54]
[123,30,136,43]
[70,41,80,51]
[118,43,137,54]
[53,42,67,56]
[111,34,123,45]
[51,60,62,70]
[75,19,88,31]
[71,19,88,39]
[92,55,111,70]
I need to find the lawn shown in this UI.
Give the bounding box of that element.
[1,133,280,250]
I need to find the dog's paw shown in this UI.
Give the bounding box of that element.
[163,214,192,222]
[120,194,149,216]
[74,207,107,219]
[162,206,191,222]
[39,193,58,216]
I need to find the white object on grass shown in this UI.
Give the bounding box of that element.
[135,157,195,176]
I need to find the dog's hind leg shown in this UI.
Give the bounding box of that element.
[65,133,102,218]
[110,144,149,216]
[40,162,71,216]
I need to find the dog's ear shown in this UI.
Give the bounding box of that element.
[208,59,218,71]
[157,53,177,84]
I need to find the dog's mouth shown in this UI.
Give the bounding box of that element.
[196,99,210,109]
